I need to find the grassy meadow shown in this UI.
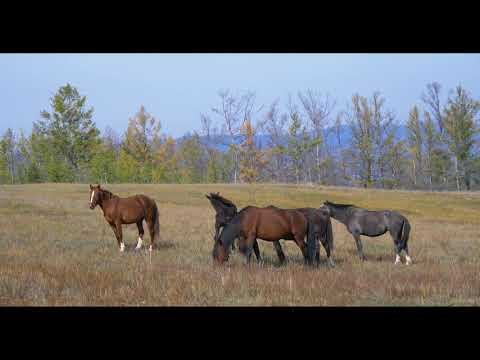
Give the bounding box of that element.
[0,183,479,306]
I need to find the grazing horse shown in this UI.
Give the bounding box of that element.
[323,201,412,265]
[89,184,160,252]
[205,192,262,261]
[212,206,316,265]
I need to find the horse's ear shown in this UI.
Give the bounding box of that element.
[205,194,211,200]
[97,184,101,189]
[89,184,93,190]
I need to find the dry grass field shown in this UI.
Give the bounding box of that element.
[0,183,479,306]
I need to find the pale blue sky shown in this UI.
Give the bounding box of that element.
[0,53,479,138]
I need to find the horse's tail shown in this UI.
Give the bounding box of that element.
[325,215,334,252]
[400,216,411,250]
[152,201,160,245]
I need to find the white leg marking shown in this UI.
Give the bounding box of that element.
[120,242,125,252]
[405,255,412,265]
[90,190,95,206]
[149,245,153,252]
[136,237,143,249]
[394,254,401,265]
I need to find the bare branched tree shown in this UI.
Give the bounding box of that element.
[422,82,444,135]
[211,89,263,183]
[298,89,336,183]
[264,99,287,182]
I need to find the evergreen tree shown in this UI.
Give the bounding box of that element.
[443,85,479,190]
[34,84,99,182]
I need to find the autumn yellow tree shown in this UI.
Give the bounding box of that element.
[239,120,265,184]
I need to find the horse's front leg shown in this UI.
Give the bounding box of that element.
[110,223,124,252]
[320,236,334,267]
[214,223,220,242]
[351,231,366,261]
[273,241,286,264]
[253,239,262,262]
[241,234,257,265]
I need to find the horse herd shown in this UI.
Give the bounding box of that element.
[88,184,413,267]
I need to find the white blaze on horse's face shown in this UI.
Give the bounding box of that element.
[90,189,96,208]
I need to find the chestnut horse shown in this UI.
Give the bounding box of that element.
[212,206,316,265]
[89,184,160,252]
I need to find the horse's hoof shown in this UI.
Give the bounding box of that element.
[405,255,412,266]
[328,260,335,268]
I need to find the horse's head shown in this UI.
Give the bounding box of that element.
[212,220,239,264]
[318,204,331,215]
[212,237,229,264]
[322,201,336,217]
[89,184,102,209]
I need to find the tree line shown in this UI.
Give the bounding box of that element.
[1,82,479,191]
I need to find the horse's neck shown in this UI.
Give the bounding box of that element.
[99,196,116,214]
[332,208,351,225]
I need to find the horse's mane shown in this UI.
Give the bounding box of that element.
[206,192,238,213]
[324,201,354,208]
[100,188,117,200]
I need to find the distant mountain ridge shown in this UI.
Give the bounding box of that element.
[176,125,410,151]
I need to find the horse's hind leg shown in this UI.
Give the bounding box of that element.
[404,244,413,265]
[390,227,403,265]
[293,235,310,265]
[320,236,334,267]
[146,218,155,251]
[135,221,144,250]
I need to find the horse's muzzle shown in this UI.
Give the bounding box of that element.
[89,204,95,209]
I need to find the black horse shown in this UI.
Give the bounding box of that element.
[323,201,412,265]
[205,192,262,261]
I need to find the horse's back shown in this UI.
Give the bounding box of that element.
[239,206,306,240]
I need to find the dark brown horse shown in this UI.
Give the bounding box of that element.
[212,206,316,265]
[298,207,335,266]
[89,184,160,252]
